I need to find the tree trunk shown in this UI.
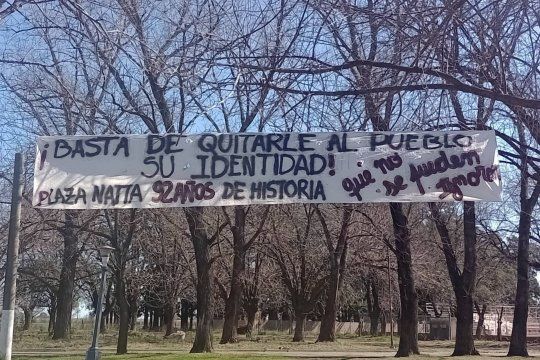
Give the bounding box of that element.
[380,309,387,336]
[293,311,306,342]
[453,202,479,356]
[508,120,540,356]
[453,292,478,355]
[143,307,149,330]
[52,210,79,340]
[244,253,262,339]
[164,303,176,337]
[317,268,339,342]
[221,206,248,344]
[475,303,487,340]
[152,309,160,330]
[245,305,258,338]
[221,269,244,342]
[116,274,130,355]
[48,295,57,336]
[369,310,380,335]
[366,278,381,336]
[430,202,478,355]
[130,307,137,331]
[497,307,504,342]
[366,279,374,334]
[268,308,278,320]
[191,252,213,352]
[180,300,189,331]
[508,200,532,356]
[22,307,33,331]
[390,203,419,357]
[128,293,138,332]
[316,207,352,342]
[101,282,112,334]
[186,207,214,353]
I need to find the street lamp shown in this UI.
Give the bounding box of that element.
[86,245,114,360]
[387,247,394,349]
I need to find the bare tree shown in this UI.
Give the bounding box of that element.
[266,205,329,342]
[314,205,353,342]
[508,123,540,355]
[218,206,269,343]
[428,203,479,355]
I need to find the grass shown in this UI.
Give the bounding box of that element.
[15,355,288,360]
[9,322,537,359]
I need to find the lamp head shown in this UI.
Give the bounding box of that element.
[98,245,115,265]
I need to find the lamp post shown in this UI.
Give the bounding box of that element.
[86,245,114,360]
[387,247,394,349]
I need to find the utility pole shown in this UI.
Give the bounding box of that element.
[448,302,452,341]
[0,153,24,360]
[387,248,394,349]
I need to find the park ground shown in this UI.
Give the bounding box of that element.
[9,325,540,360]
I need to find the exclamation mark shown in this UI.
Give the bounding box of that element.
[39,144,49,171]
[328,154,335,176]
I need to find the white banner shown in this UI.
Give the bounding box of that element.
[33,131,501,209]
